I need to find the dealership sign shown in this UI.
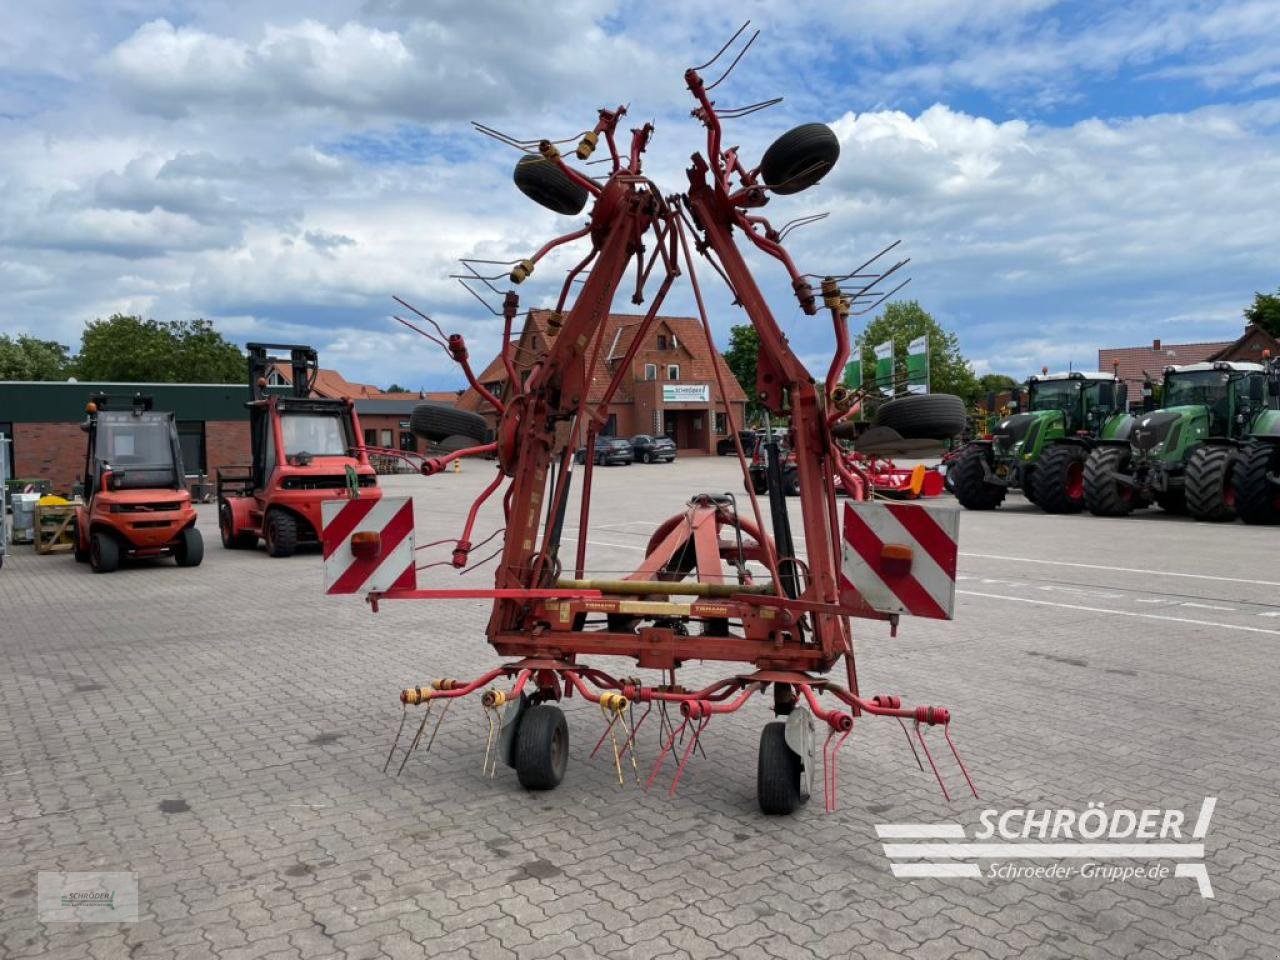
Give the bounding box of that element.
[662,384,709,403]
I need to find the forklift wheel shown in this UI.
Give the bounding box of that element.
[219,501,257,549]
[757,721,804,815]
[514,704,568,790]
[174,527,204,567]
[264,510,298,558]
[90,532,120,573]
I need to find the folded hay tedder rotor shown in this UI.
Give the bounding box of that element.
[326,26,976,814]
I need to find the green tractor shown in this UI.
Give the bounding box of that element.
[1083,358,1280,522]
[949,371,1126,513]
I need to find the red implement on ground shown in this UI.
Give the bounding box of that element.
[218,343,381,557]
[346,25,977,813]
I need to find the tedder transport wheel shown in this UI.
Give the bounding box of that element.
[757,722,804,815]
[90,531,120,573]
[1084,447,1136,517]
[514,704,568,790]
[1185,445,1237,523]
[1032,444,1088,514]
[950,445,1006,510]
[872,394,967,441]
[1234,439,1280,525]
[219,500,257,549]
[264,510,299,558]
[513,155,589,216]
[173,527,204,567]
[411,402,489,444]
[759,123,840,195]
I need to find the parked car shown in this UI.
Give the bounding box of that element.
[575,436,635,466]
[716,431,759,456]
[630,434,677,463]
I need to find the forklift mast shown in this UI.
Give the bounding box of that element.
[246,343,319,400]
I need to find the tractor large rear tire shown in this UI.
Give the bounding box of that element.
[1185,445,1236,523]
[1084,447,1136,517]
[514,704,568,791]
[513,155,589,216]
[950,445,1006,510]
[873,394,967,441]
[757,721,804,815]
[264,510,298,558]
[760,124,840,195]
[1032,444,1088,514]
[1234,439,1280,525]
[411,403,489,444]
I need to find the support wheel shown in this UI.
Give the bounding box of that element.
[757,722,803,815]
[264,509,298,557]
[1185,445,1236,522]
[90,531,120,573]
[950,445,1006,510]
[219,500,257,549]
[515,704,568,790]
[1234,440,1280,525]
[1083,446,1135,516]
[173,527,204,567]
[1032,444,1088,513]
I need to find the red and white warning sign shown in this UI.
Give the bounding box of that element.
[840,500,959,620]
[321,496,417,595]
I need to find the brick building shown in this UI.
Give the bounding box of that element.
[457,310,748,455]
[1099,325,1278,403]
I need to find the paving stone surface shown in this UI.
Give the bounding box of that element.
[2,461,1278,959]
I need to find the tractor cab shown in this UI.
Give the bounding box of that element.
[217,343,380,556]
[1162,361,1267,439]
[75,394,203,573]
[1024,371,1124,434]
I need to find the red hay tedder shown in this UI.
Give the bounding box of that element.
[326,24,976,814]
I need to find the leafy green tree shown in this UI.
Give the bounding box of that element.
[722,322,762,417]
[854,301,976,399]
[386,383,409,393]
[0,335,73,380]
[1244,288,1280,337]
[75,315,244,383]
[969,373,1019,409]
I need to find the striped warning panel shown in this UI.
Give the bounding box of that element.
[321,496,417,596]
[840,500,959,620]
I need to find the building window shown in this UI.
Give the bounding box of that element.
[399,432,417,452]
[380,429,393,447]
[667,364,680,380]
[657,335,667,350]
[644,363,657,381]
[364,428,377,447]
[715,413,727,435]
[267,370,288,387]
[671,335,678,350]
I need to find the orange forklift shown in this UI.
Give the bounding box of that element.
[217,343,380,556]
[74,393,203,573]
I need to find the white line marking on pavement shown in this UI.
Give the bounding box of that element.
[882,842,1205,859]
[959,591,1280,636]
[876,824,967,839]
[960,553,1280,588]
[1180,602,1236,612]
[560,535,646,551]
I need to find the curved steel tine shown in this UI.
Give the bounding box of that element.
[828,240,903,283]
[384,706,409,773]
[850,279,911,317]
[455,280,503,317]
[392,296,450,340]
[706,29,760,91]
[396,702,435,776]
[690,20,751,72]
[717,97,784,119]
[776,212,829,241]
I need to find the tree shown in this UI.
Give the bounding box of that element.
[0,335,72,380]
[75,315,244,383]
[854,301,976,399]
[969,373,1019,410]
[722,322,762,417]
[1244,288,1280,337]
[386,383,408,393]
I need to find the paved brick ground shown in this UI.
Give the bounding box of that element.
[2,460,1278,959]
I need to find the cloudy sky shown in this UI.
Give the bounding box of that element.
[2,0,1278,388]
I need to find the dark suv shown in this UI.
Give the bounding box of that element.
[716,431,759,456]
[630,434,677,463]
[575,436,634,466]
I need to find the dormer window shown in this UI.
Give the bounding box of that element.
[657,335,667,350]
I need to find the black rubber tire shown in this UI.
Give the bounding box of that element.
[950,445,1006,510]
[748,470,767,495]
[90,531,120,573]
[1185,445,1237,522]
[437,434,480,454]
[759,123,840,195]
[872,394,967,441]
[264,509,298,558]
[173,526,204,567]
[1234,439,1280,525]
[641,451,651,464]
[514,704,568,790]
[782,468,801,496]
[411,402,488,444]
[513,155,589,216]
[1154,490,1187,514]
[757,721,803,815]
[219,500,257,549]
[1083,446,1136,517]
[1032,444,1088,514]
